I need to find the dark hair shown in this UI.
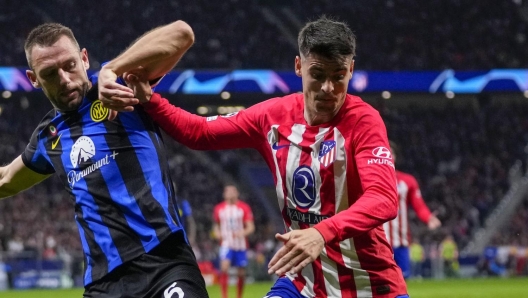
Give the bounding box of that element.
[24,23,80,68]
[298,16,356,60]
[389,141,399,155]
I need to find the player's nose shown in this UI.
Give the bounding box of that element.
[321,79,334,93]
[58,68,71,85]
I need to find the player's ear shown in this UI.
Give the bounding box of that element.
[26,69,40,89]
[295,56,302,77]
[81,48,90,69]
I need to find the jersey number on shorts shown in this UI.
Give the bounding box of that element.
[164,282,184,298]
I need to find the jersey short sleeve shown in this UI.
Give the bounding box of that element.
[241,202,254,222]
[21,113,56,175]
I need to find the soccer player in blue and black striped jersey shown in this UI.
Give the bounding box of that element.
[0,21,209,297]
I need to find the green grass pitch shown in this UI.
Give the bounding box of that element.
[1,277,527,297]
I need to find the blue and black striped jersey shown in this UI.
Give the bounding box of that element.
[22,76,185,286]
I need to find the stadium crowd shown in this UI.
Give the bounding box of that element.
[1,0,527,70]
[375,97,528,249]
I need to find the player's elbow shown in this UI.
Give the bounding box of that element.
[386,192,398,221]
[171,20,195,48]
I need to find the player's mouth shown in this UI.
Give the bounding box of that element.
[61,89,78,99]
[317,97,337,103]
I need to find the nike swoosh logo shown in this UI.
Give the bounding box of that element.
[272,142,290,150]
[51,133,62,150]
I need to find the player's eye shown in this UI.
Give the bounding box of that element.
[311,73,324,80]
[67,61,76,71]
[40,70,55,78]
[334,74,345,81]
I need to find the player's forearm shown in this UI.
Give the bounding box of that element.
[144,93,255,150]
[411,196,433,223]
[143,94,212,149]
[243,221,255,237]
[103,20,194,80]
[314,186,397,243]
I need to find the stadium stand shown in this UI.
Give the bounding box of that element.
[1,0,527,70]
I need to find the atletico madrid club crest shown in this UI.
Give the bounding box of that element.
[319,140,337,168]
[49,125,57,136]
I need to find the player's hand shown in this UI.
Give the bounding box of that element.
[267,228,325,276]
[123,71,153,104]
[428,214,441,230]
[98,66,139,119]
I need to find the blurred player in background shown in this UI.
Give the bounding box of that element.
[0,21,209,297]
[102,16,409,297]
[174,182,197,247]
[213,184,255,298]
[384,141,442,278]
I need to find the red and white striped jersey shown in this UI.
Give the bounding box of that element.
[213,200,253,250]
[144,93,408,298]
[383,171,432,248]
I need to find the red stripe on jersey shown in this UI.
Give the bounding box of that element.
[319,129,337,219]
[311,257,327,296]
[298,126,316,231]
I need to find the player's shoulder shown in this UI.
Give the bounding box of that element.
[31,109,61,139]
[396,170,418,184]
[236,200,251,209]
[347,94,380,114]
[252,93,301,113]
[341,94,382,122]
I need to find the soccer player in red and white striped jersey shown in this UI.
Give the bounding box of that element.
[104,16,409,298]
[384,142,441,278]
[213,184,255,298]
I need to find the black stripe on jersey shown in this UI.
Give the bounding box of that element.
[22,110,57,175]
[62,112,110,283]
[135,105,181,226]
[43,113,69,192]
[102,113,174,244]
[67,110,149,283]
[63,113,112,281]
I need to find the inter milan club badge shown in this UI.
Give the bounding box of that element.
[49,125,58,137]
[90,100,109,122]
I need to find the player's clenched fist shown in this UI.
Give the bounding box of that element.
[98,66,138,116]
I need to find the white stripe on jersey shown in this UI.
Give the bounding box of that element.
[311,127,331,214]
[341,238,373,297]
[320,247,342,297]
[268,125,287,230]
[289,263,315,298]
[218,205,246,250]
[284,123,306,231]
[333,129,348,213]
[399,182,409,246]
[383,180,409,247]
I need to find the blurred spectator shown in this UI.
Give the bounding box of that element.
[410,239,425,279]
[1,0,527,70]
[440,234,459,278]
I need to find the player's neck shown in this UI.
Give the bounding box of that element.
[304,109,337,126]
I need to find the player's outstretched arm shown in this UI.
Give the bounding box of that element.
[99,20,194,112]
[0,156,50,199]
